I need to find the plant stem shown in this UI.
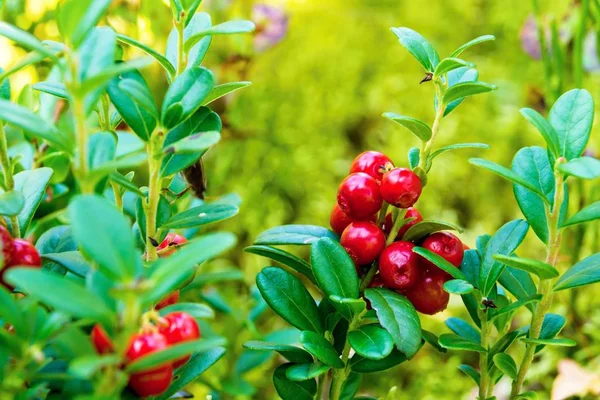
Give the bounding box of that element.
[175,18,187,76]
[479,313,491,399]
[0,123,20,237]
[144,131,165,261]
[418,82,446,175]
[386,208,408,246]
[111,182,123,212]
[330,312,362,400]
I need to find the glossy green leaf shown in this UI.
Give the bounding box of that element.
[32,81,68,99]
[519,108,560,156]
[479,219,529,296]
[42,252,91,277]
[441,67,479,116]
[116,33,176,79]
[412,247,468,280]
[521,337,576,347]
[256,267,323,334]
[458,364,480,385]
[244,245,315,283]
[364,288,421,358]
[11,168,53,234]
[421,329,446,353]
[429,143,490,161]
[489,295,541,320]
[184,20,255,52]
[161,203,238,229]
[255,225,338,246]
[329,296,366,317]
[161,67,215,128]
[166,13,212,71]
[158,303,214,319]
[561,200,600,228]
[554,253,600,291]
[499,267,537,310]
[443,81,497,105]
[445,317,480,343]
[493,255,558,279]
[164,131,220,154]
[0,22,57,60]
[300,331,343,368]
[443,279,474,295]
[390,27,439,71]
[549,89,594,160]
[109,172,143,197]
[402,220,462,242]
[450,35,495,57]
[408,147,420,169]
[349,348,407,373]
[489,331,521,360]
[0,287,26,335]
[202,81,251,105]
[438,333,486,352]
[348,325,394,360]
[535,313,566,353]
[558,156,600,179]
[433,58,473,78]
[286,362,330,381]
[273,364,317,400]
[243,341,313,363]
[470,158,548,200]
[69,354,120,379]
[81,58,153,97]
[0,191,24,216]
[493,353,517,380]
[117,78,158,119]
[56,0,111,47]
[382,113,432,141]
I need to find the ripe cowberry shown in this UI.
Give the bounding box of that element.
[383,207,423,240]
[0,226,15,266]
[378,241,421,291]
[1,239,41,290]
[337,173,383,219]
[404,269,449,315]
[157,233,187,257]
[156,290,180,310]
[380,168,422,208]
[350,151,394,181]
[158,312,200,368]
[340,222,386,266]
[421,232,464,268]
[126,332,173,397]
[91,324,113,354]
[330,204,376,236]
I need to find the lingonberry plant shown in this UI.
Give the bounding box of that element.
[244,28,497,399]
[433,88,600,399]
[0,0,253,397]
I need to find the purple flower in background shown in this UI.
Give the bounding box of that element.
[253,4,288,52]
[583,32,600,72]
[520,15,542,59]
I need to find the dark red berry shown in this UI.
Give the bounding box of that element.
[378,241,421,292]
[383,207,423,240]
[91,324,113,354]
[380,168,422,208]
[158,312,200,368]
[350,151,394,181]
[340,222,386,266]
[126,332,173,397]
[2,239,41,290]
[0,226,15,266]
[156,290,180,310]
[157,233,187,257]
[404,269,449,315]
[421,232,464,268]
[337,173,383,219]
[330,204,376,236]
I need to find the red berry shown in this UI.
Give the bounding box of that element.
[158,312,200,368]
[1,239,41,290]
[330,204,376,236]
[380,168,422,208]
[340,222,386,266]
[368,275,386,288]
[421,232,464,268]
[383,207,423,240]
[156,290,180,310]
[157,233,187,257]
[337,173,383,219]
[349,151,394,181]
[126,332,173,397]
[378,241,421,292]
[0,225,14,266]
[91,324,114,354]
[404,269,449,315]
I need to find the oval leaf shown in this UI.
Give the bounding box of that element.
[244,245,315,284]
[438,333,486,353]
[382,113,432,141]
[554,252,600,291]
[348,324,394,360]
[561,200,600,228]
[492,255,559,280]
[255,225,338,246]
[391,27,439,71]
[443,279,474,295]
[402,220,462,242]
[549,89,594,160]
[493,353,517,380]
[443,81,497,105]
[558,156,600,179]
[299,331,343,368]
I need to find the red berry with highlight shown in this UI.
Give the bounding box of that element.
[404,269,449,315]
[350,151,394,181]
[380,168,422,208]
[157,233,187,257]
[340,222,386,266]
[126,332,173,397]
[0,226,14,266]
[330,204,376,236]
[383,207,423,240]
[91,324,113,354]
[421,232,464,268]
[337,173,383,219]
[156,290,180,310]
[2,239,41,290]
[158,312,200,368]
[378,241,421,292]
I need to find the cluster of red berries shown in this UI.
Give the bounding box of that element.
[331,151,465,315]
[0,226,41,289]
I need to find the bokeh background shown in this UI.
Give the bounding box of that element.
[2,0,600,398]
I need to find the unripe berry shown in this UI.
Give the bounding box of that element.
[404,269,449,315]
[337,173,383,219]
[380,168,422,208]
[378,241,421,291]
[350,151,394,181]
[340,222,386,266]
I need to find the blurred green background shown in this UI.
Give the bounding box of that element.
[3,0,600,398]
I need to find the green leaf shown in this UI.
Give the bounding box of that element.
[519,108,560,156]
[443,81,497,105]
[549,89,594,160]
[69,354,120,379]
[559,156,600,179]
[408,147,420,169]
[450,35,495,57]
[166,13,212,70]
[161,203,238,229]
[479,219,529,296]
[184,20,256,52]
[561,200,600,228]
[42,252,91,277]
[445,317,480,343]
[32,81,69,99]
[0,286,26,336]
[300,331,343,368]
[158,303,214,319]
[5,268,114,326]
[0,191,24,216]
[56,0,111,47]
[364,288,421,358]
[244,245,315,284]
[0,100,70,151]
[390,27,439,71]
[470,158,548,200]
[109,172,143,197]
[243,341,313,363]
[493,353,517,380]
[492,255,558,280]
[441,67,479,116]
[10,168,53,235]
[443,279,474,295]
[349,348,407,373]
[499,267,537,308]
[535,313,566,353]
[69,195,140,281]
[438,333,486,352]
[554,252,600,291]
[255,225,338,246]
[329,296,366,317]
[489,295,542,320]
[256,267,323,334]
[164,131,220,154]
[489,331,521,359]
[117,78,158,119]
[428,143,490,161]
[116,33,176,79]
[0,52,55,82]
[202,81,251,105]
[126,338,226,372]
[273,364,317,400]
[339,372,361,400]
[412,247,468,281]
[520,337,576,347]
[382,113,432,141]
[310,238,359,319]
[161,67,215,128]
[458,364,480,385]
[348,324,394,360]
[0,22,58,60]
[433,58,474,79]
[402,220,462,242]
[81,58,153,97]
[515,391,539,400]
[286,362,330,381]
